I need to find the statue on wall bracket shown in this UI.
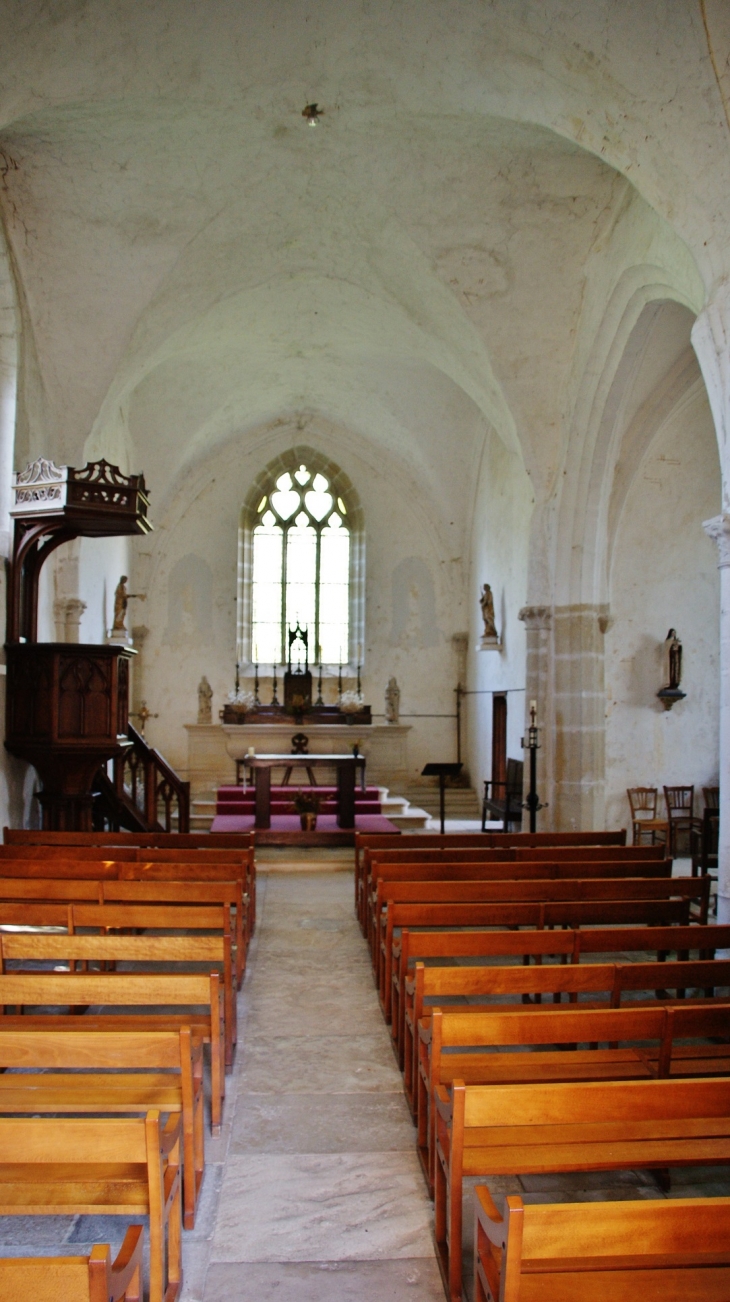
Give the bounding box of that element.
[478,583,501,650]
[657,628,686,710]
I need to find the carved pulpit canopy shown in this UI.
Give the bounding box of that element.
[8,457,152,645]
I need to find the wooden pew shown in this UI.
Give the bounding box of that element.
[434,1075,730,1302]
[474,1189,730,1302]
[0,846,256,946]
[0,970,225,1133]
[0,1026,202,1229]
[420,1000,730,1189]
[410,958,730,1141]
[0,875,246,988]
[0,1111,181,1302]
[354,829,629,913]
[0,925,236,1089]
[378,898,693,1010]
[365,856,672,941]
[374,873,706,960]
[359,838,653,926]
[3,828,254,850]
[393,923,730,1068]
[0,1225,144,1302]
[394,928,575,1072]
[0,858,249,982]
[0,897,236,1068]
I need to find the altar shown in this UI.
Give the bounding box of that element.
[184,721,412,801]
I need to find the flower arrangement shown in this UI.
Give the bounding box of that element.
[226,689,256,711]
[290,790,321,815]
[338,689,362,715]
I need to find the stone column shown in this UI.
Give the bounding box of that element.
[53,597,87,643]
[551,604,609,832]
[518,605,552,826]
[703,514,730,925]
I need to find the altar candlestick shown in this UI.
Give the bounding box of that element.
[235,660,240,696]
[357,663,361,696]
[338,659,343,697]
[316,657,324,706]
[254,663,260,705]
[271,662,279,706]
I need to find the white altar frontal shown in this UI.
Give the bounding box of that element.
[184,723,411,798]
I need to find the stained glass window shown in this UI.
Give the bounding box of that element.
[250,464,350,664]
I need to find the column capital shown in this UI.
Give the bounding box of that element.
[518,605,551,630]
[703,513,730,567]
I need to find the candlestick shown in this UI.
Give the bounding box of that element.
[357,663,361,696]
[254,663,260,705]
[337,660,343,697]
[271,662,279,706]
[235,660,240,696]
[316,658,324,706]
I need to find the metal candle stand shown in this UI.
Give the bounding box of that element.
[271,663,279,706]
[521,700,547,833]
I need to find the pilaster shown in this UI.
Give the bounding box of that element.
[703,512,730,924]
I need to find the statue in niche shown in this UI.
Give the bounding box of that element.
[665,629,683,689]
[112,576,129,634]
[197,675,213,725]
[480,583,498,640]
[385,676,401,724]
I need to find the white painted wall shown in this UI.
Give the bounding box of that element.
[605,385,721,829]
[465,431,533,794]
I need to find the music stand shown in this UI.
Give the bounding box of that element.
[421,762,463,834]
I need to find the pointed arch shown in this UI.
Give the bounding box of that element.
[237,445,364,671]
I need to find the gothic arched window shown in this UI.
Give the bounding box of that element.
[239,449,364,668]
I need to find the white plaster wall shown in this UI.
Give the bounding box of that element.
[135,419,467,784]
[465,431,533,792]
[605,385,721,829]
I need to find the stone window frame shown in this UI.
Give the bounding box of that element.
[237,445,365,671]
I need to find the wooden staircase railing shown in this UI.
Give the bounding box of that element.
[93,724,190,833]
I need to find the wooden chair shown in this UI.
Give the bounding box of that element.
[664,785,703,857]
[695,785,720,881]
[0,1225,144,1302]
[627,787,669,846]
[0,1112,181,1302]
[0,1026,203,1229]
[481,757,524,831]
[434,1075,730,1302]
[474,1190,730,1302]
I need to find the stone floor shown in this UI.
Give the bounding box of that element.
[0,863,726,1301]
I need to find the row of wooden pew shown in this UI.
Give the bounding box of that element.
[0,827,256,1302]
[355,829,730,1302]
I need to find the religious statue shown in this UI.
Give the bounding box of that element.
[665,629,682,689]
[112,575,129,634]
[197,675,213,725]
[480,583,498,640]
[385,676,400,724]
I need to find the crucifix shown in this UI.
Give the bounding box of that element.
[130,700,159,737]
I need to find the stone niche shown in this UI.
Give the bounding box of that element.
[185,722,411,798]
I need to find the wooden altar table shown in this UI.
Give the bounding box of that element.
[246,754,364,829]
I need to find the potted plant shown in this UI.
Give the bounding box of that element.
[291,790,321,831]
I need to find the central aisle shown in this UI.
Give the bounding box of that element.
[191,868,445,1301]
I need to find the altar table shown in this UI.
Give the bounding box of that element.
[246,754,365,829]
